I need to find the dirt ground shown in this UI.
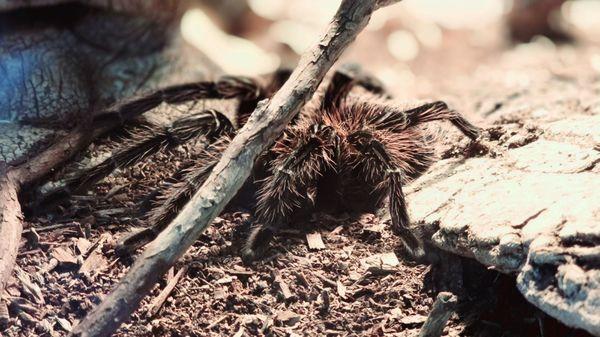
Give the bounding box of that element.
[9,146,589,337]
[2,3,599,337]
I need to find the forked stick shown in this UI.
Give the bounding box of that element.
[69,1,402,336]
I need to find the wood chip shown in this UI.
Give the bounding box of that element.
[329,225,345,236]
[17,311,37,325]
[207,314,229,329]
[273,272,294,300]
[215,276,234,284]
[51,247,78,266]
[400,314,427,326]
[213,287,226,299]
[389,307,403,319]
[336,280,346,299]
[275,310,301,327]
[314,273,337,288]
[75,238,92,256]
[55,317,73,332]
[78,250,108,280]
[360,252,399,270]
[15,268,44,304]
[147,265,188,317]
[306,232,326,250]
[10,297,38,316]
[37,319,54,335]
[293,272,310,288]
[380,252,400,266]
[363,223,385,233]
[228,266,254,278]
[39,258,59,274]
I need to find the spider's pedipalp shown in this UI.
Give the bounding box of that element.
[115,137,230,255]
[242,124,337,262]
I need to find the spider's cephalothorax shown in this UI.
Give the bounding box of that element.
[37,64,480,260]
[242,67,480,261]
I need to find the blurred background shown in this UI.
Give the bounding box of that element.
[183,0,600,99]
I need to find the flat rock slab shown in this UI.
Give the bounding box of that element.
[407,45,600,334]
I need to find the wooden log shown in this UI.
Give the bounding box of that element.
[69,1,402,336]
[419,292,458,337]
[0,164,22,296]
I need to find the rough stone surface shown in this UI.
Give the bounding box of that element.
[407,43,600,335]
[0,4,216,164]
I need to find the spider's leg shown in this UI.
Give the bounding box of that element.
[236,69,293,126]
[347,130,425,260]
[322,63,386,110]
[372,101,481,140]
[242,124,336,263]
[115,138,229,255]
[37,110,233,207]
[92,76,263,126]
[266,68,293,96]
[321,64,384,109]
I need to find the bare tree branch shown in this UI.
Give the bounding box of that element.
[0,165,22,295]
[69,0,402,336]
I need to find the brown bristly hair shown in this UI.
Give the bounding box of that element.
[145,137,231,234]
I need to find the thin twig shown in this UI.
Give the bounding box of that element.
[147,265,189,317]
[69,1,402,336]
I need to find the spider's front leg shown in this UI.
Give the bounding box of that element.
[241,125,336,263]
[347,130,426,260]
[36,109,233,208]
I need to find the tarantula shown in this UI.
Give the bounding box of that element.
[38,64,480,262]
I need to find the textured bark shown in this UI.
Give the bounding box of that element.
[405,44,600,335]
[0,165,22,296]
[419,292,457,337]
[69,1,401,336]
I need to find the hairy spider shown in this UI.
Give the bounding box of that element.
[38,64,480,261]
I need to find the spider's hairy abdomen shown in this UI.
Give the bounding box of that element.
[278,92,436,214]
